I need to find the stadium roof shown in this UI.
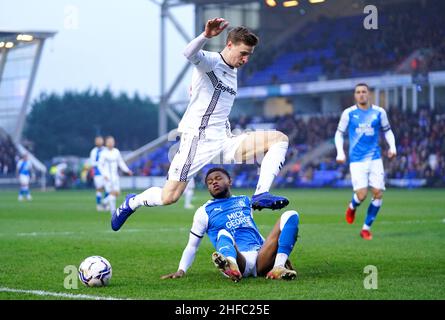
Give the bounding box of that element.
[178,0,255,5]
[0,31,56,42]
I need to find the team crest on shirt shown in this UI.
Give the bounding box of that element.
[238,200,245,207]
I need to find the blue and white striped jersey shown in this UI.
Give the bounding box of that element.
[337,105,391,162]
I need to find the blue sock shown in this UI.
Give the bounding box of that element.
[96,192,102,205]
[277,211,299,256]
[350,193,361,209]
[216,231,237,261]
[364,199,382,228]
[19,189,24,197]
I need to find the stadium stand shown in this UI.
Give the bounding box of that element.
[128,107,445,189]
[241,1,445,86]
[0,129,17,176]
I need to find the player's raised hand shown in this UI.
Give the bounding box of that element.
[387,150,397,159]
[161,270,185,279]
[336,154,346,164]
[204,18,229,38]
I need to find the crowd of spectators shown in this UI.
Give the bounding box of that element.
[129,107,445,188]
[0,131,17,176]
[241,0,445,86]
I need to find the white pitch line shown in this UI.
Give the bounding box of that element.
[0,287,127,300]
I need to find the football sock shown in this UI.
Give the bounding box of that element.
[275,211,299,267]
[96,191,102,205]
[216,230,237,262]
[129,187,163,211]
[364,198,382,229]
[349,193,361,210]
[184,189,193,207]
[254,141,288,195]
[108,194,116,214]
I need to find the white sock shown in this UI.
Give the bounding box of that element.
[129,187,163,211]
[108,194,116,214]
[362,224,371,231]
[254,141,288,195]
[227,256,237,265]
[274,253,288,268]
[184,190,193,207]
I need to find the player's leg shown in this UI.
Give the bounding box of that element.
[183,180,195,209]
[18,177,25,201]
[94,176,105,211]
[256,210,299,280]
[211,229,242,282]
[361,159,385,240]
[346,161,369,224]
[112,134,220,231]
[18,174,30,201]
[232,131,289,210]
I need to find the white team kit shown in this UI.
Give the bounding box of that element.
[336,104,396,191]
[98,148,131,193]
[169,34,247,182]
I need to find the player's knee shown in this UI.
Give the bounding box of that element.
[373,190,383,199]
[162,192,181,205]
[272,131,289,144]
[356,191,367,202]
[280,210,299,230]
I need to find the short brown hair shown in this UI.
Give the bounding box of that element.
[226,26,259,46]
[355,83,369,90]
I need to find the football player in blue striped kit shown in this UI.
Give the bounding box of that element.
[161,167,300,282]
[16,153,33,201]
[335,83,397,240]
[89,136,106,211]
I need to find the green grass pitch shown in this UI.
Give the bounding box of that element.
[0,188,444,300]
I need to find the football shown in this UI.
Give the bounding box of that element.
[78,256,112,287]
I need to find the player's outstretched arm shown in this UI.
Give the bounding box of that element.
[183,18,229,71]
[384,129,397,159]
[335,110,349,164]
[161,269,185,279]
[203,18,229,39]
[160,233,202,279]
[335,130,346,164]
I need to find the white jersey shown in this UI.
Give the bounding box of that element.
[98,148,130,181]
[178,34,237,139]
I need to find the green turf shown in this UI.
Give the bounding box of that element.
[0,188,444,300]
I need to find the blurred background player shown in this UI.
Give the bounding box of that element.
[89,136,107,211]
[183,177,195,209]
[161,167,300,282]
[112,18,289,231]
[16,153,33,201]
[335,83,397,240]
[98,136,133,215]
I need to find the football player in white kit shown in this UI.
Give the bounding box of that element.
[112,18,290,231]
[98,136,133,215]
[335,83,397,240]
[89,136,106,211]
[16,153,33,201]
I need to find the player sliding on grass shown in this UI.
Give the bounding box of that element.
[112,18,289,231]
[161,167,300,282]
[335,83,397,240]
